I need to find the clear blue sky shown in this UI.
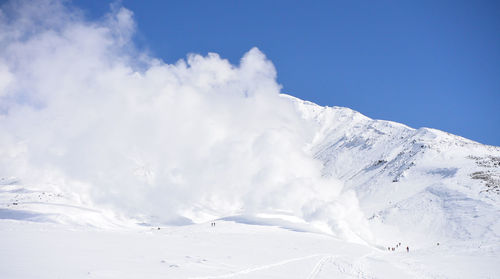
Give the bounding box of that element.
[74,0,500,146]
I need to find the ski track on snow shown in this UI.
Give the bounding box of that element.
[311,256,378,279]
[188,254,325,279]
[189,253,380,279]
[306,255,332,279]
[330,258,376,279]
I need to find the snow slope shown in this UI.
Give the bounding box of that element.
[286,94,500,248]
[1,95,499,278]
[1,213,498,279]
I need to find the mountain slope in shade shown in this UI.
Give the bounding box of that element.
[284,94,500,247]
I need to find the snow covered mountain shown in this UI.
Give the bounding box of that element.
[285,94,500,247]
[2,94,499,237]
[1,95,499,278]
[1,1,499,276]
[4,94,499,244]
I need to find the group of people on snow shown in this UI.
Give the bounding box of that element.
[387,242,409,252]
[387,242,441,253]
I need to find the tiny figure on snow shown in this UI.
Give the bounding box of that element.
[406,246,409,253]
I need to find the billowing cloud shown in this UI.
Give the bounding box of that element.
[0,0,370,242]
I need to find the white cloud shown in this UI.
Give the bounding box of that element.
[0,0,370,242]
[0,62,13,98]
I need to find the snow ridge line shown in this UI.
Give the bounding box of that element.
[188,254,326,279]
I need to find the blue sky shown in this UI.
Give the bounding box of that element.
[74,0,499,146]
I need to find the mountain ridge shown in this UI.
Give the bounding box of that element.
[282,94,500,246]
